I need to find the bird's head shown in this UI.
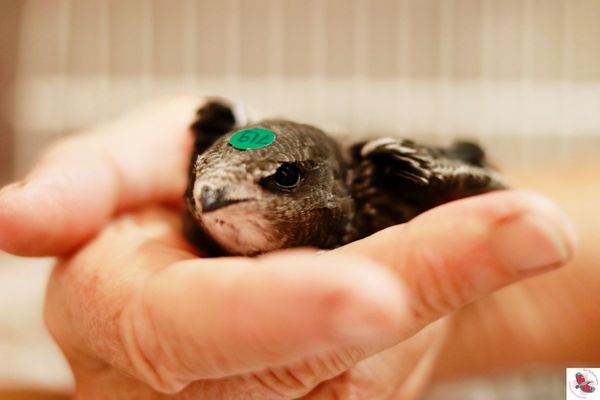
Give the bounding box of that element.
[187,120,354,255]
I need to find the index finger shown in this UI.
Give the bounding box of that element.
[0,96,200,256]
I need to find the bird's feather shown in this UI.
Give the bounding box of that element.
[184,100,507,256]
[347,137,506,242]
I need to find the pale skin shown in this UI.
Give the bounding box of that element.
[0,97,596,399]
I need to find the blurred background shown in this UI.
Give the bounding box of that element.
[1,0,599,398]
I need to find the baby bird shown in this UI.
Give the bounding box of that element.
[183,99,506,257]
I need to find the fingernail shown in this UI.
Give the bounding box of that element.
[493,213,571,272]
[0,180,27,197]
[0,177,45,206]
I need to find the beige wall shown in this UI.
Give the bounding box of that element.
[0,1,23,185]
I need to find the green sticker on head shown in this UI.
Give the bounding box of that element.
[229,128,276,150]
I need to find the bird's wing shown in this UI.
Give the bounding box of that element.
[189,99,239,157]
[183,99,240,256]
[347,137,507,241]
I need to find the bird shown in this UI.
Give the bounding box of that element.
[183,99,507,257]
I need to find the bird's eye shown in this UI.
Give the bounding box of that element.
[271,163,302,190]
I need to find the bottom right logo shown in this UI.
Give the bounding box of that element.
[568,368,599,399]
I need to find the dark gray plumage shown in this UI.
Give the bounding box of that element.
[183,100,507,257]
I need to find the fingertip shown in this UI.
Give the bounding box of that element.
[515,190,577,259]
[0,168,116,256]
[0,181,54,255]
[409,190,577,269]
[407,190,577,280]
[485,190,577,274]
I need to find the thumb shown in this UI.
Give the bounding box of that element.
[330,190,576,336]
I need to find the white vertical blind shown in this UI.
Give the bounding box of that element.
[10,0,600,176]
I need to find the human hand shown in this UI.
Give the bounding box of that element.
[0,97,576,398]
[0,97,199,256]
[43,189,573,399]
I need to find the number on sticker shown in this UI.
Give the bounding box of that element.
[229,128,276,150]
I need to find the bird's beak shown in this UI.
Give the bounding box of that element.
[198,185,248,213]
